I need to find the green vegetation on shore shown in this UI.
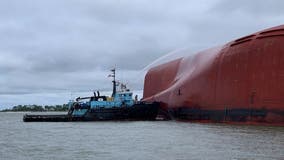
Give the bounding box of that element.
[0,104,69,112]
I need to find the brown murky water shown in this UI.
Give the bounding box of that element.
[0,112,283,160]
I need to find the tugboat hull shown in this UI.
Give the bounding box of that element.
[83,102,159,121]
[23,102,159,122]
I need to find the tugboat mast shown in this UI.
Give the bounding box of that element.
[111,68,116,97]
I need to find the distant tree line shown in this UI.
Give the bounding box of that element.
[0,104,69,112]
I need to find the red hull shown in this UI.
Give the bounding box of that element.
[143,25,284,126]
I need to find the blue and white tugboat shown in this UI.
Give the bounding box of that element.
[23,69,159,122]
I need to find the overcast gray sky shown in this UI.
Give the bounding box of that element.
[1,0,284,108]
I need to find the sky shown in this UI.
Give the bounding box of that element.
[1,0,284,108]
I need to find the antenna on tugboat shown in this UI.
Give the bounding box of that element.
[110,68,116,97]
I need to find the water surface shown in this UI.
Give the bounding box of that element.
[0,112,283,160]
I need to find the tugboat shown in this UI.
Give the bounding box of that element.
[23,69,159,122]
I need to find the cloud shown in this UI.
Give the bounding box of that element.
[211,0,284,16]
[0,0,284,108]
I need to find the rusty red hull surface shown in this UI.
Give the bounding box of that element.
[143,25,284,126]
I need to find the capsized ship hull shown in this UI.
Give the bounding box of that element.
[143,25,284,126]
